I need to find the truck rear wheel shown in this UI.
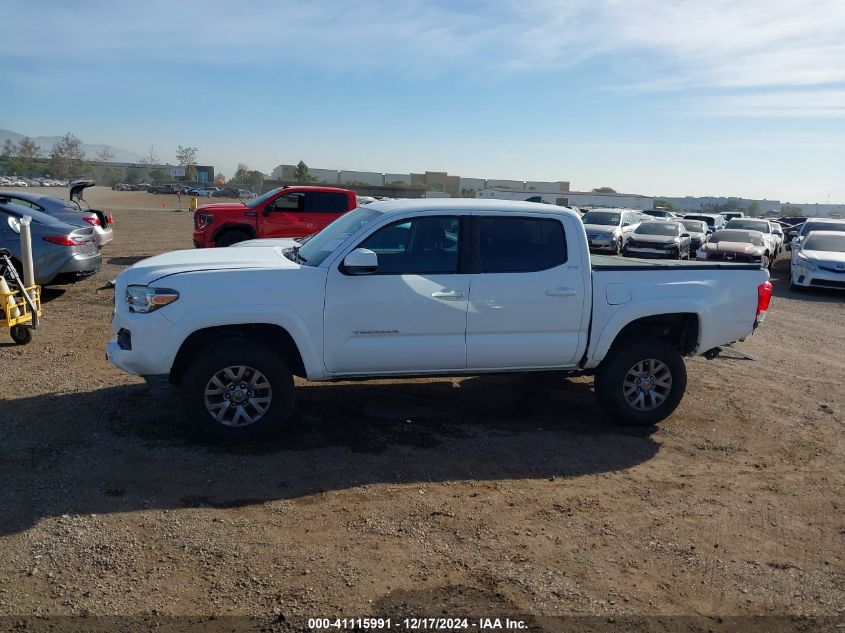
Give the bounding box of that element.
[180,341,295,442]
[595,338,686,426]
[215,230,250,247]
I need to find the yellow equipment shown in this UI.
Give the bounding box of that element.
[0,248,41,345]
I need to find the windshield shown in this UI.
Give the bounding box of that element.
[581,211,621,226]
[684,215,715,227]
[801,221,845,237]
[710,230,763,246]
[635,222,680,236]
[245,187,284,208]
[297,207,384,266]
[803,234,845,252]
[726,219,770,232]
[681,220,706,233]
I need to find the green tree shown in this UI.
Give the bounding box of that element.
[101,166,123,186]
[653,198,677,211]
[295,160,317,183]
[125,168,141,185]
[746,200,762,217]
[780,203,803,215]
[232,162,250,182]
[75,160,96,179]
[176,145,198,180]
[592,186,617,193]
[50,133,86,179]
[149,168,170,182]
[231,163,264,188]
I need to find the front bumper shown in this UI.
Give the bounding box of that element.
[192,229,209,248]
[791,264,845,290]
[587,237,617,252]
[107,309,177,376]
[624,246,676,258]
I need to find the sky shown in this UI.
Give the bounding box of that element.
[1,0,844,203]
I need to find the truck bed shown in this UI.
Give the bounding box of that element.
[591,254,762,271]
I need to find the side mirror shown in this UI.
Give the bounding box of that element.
[343,248,378,275]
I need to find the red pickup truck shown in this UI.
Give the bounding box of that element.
[193,186,357,247]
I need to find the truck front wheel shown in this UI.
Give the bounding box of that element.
[595,338,687,426]
[215,230,250,247]
[180,341,295,442]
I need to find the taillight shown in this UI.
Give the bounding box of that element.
[107,213,113,224]
[756,281,772,323]
[43,235,88,246]
[83,217,101,227]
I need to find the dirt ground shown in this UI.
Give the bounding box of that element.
[0,187,843,628]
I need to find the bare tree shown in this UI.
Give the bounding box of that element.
[1,139,16,159]
[96,147,115,162]
[138,146,158,165]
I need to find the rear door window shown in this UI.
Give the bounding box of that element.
[478,217,567,273]
[304,192,348,213]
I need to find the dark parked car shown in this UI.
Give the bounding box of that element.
[623,221,691,259]
[149,184,180,194]
[211,187,255,198]
[682,213,727,234]
[0,202,101,285]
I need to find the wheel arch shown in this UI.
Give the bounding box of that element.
[587,309,702,369]
[170,323,307,385]
[211,223,257,244]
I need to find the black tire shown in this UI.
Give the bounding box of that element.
[615,239,623,256]
[215,230,250,247]
[180,340,295,442]
[10,325,32,345]
[595,337,687,426]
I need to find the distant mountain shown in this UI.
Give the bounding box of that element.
[0,129,139,163]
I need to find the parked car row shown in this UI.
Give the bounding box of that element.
[581,210,788,269]
[578,206,845,293]
[0,180,111,285]
[0,177,68,187]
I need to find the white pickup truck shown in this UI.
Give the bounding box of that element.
[107,200,772,441]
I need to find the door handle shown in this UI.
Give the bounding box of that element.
[431,290,466,300]
[546,287,578,297]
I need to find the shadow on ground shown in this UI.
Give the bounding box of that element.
[107,256,153,266]
[1,374,659,535]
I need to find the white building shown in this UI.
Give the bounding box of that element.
[477,188,653,210]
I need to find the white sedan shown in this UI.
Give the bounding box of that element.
[790,230,845,291]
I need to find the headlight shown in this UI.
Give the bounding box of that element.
[126,285,179,313]
[796,255,817,271]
